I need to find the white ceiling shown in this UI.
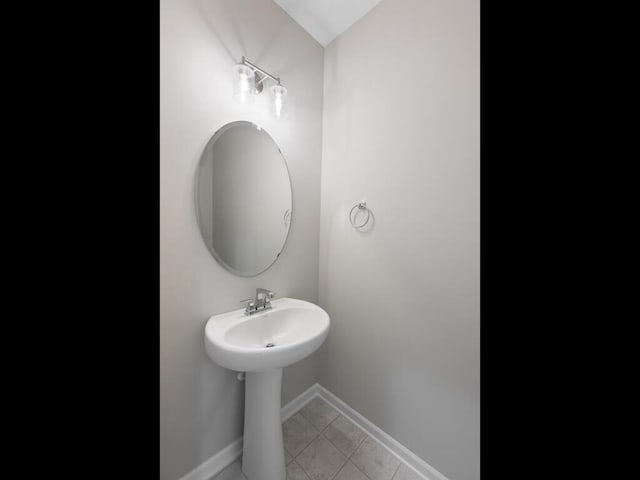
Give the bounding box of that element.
[273,0,385,46]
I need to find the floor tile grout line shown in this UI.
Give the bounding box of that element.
[226,400,403,480]
[313,397,418,480]
[289,403,337,459]
[298,402,340,435]
[327,454,350,480]
[290,409,322,436]
[326,431,373,480]
[291,435,319,462]
[348,432,369,460]
[319,412,350,454]
[288,400,404,480]
[289,404,349,480]
[293,434,313,462]
[350,457,374,480]
[349,435,400,480]
[320,428,347,458]
[318,408,369,461]
[291,459,312,480]
[389,461,402,480]
[294,435,348,480]
[286,410,321,459]
[293,402,374,479]
[348,458,376,480]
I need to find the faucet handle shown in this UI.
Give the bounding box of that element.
[240,298,256,316]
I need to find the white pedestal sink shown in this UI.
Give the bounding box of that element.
[204,298,330,480]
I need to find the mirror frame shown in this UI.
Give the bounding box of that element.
[194,121,293,277]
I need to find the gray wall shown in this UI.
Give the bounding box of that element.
[160,0,324,478]
[317,0,480,479]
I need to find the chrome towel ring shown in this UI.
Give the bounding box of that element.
[349,202,370,229]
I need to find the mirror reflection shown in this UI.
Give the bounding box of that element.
[195,121,292,276]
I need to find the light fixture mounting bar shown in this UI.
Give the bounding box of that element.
[241,56,282,85]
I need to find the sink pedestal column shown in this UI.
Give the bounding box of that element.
[242,369,286,480]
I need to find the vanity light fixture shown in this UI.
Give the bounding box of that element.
[233,56,288,118]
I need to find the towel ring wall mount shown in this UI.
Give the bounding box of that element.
[349,202,371,229]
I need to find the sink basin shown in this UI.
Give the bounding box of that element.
[204,297,330,480]
[205,297,330,372]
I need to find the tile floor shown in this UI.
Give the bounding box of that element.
[212,397,422,480]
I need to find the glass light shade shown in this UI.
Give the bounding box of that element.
[270,84,287,118]
[233,64,255,104]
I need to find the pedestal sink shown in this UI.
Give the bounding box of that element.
[204,297,330,480]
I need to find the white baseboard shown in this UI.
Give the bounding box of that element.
[280,382,319,422]
[178,383,447,480]
[178,436,243,480]
[178,385,318,480]
[315,384,448,480]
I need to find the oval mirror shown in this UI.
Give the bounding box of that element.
[195,121,292,276]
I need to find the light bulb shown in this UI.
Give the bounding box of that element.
[233,64,255,104]
[270,84,287,118]
[239,73,250,92]
[274,95,283,116]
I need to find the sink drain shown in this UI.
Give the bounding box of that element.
[265,343,275,348]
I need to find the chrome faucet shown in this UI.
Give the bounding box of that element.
[242,288,275,315]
